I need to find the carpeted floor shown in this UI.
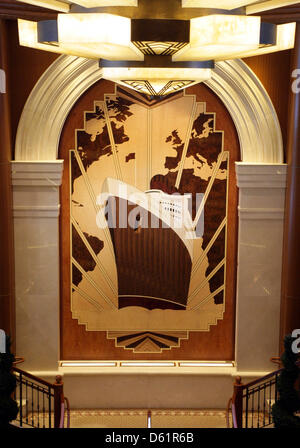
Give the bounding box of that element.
[16,408,274,428]
[64,409,228,428]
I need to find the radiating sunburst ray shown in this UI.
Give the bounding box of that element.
[188,259,225,308]
[103,95,123,181]
[72,147,115,260]
[71,216,117,296]
[175,101,198,189]
[187,151,228,310]
[71,283,104,312]
[192,151,228,230]
[191,285,225,311]
[191,217,227,278]
[72,257,117,309]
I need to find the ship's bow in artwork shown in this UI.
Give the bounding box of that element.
[101,177,195,311]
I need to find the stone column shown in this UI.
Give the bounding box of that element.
[235,163,287,372]
[0,20,15,346]
[280,23,300,348]
[11,161,63,371]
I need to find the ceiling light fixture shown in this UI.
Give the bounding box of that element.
[17,0,296,97]
[99,57,214,96]
[182,0,298,11]
[73,0,137,8]
[172,15,262,61]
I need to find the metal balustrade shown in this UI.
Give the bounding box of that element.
[12,367,70,428]
[227,369,282,428]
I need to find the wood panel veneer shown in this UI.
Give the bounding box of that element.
[6,20,59,154]
[280,23,300,350]
[0,19,15,348]
[243,50,292,154]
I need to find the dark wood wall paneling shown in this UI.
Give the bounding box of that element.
[280,24,300,350]
[249,2,300,155]
[0,14,58,347]
[0,0,57,21]
[0,19,15,348]
[5,20,58,153]
[243,51,292,154]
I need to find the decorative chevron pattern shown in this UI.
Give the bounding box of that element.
[132,41,188,56]
[107,331,189,353]
[121,79,195,97]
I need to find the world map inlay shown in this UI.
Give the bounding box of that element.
[69,86,229,352]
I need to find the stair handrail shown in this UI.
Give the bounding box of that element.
[228,368,283,428]
[12,366,69,428]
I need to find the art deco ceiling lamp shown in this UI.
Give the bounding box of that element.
[17,0,297,96]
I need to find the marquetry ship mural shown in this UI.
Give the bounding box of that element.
[67,84,231,354]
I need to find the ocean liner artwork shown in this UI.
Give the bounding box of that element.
[69,85,229,336]
[101,177,201,311]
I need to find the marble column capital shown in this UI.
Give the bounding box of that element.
[11,160,64,219]
[235,162,288,189]
[11,160,64,187]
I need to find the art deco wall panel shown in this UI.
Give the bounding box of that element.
[59,79,240,360]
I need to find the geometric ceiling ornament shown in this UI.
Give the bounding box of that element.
[17,0,296,97]
[99,57,214,96]
[107,331,189,353]
[130,18,190,57]
[132,41,189,57]
[115,79,195,97]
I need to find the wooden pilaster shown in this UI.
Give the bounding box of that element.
[280,22,300,350]
[0,18,15,350]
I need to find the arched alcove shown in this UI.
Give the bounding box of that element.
[15,55,283,163]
